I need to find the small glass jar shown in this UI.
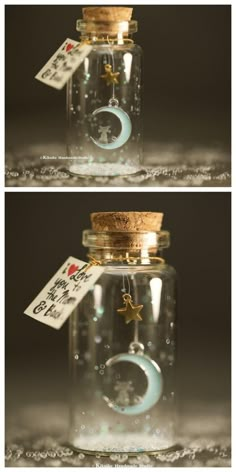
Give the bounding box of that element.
[68,213,177,455]
[67,7,142,177]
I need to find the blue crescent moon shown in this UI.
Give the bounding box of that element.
[103,353,163,415]
[90,106,132,150]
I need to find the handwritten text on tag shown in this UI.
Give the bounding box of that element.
[24,257,104,329]
[35,39,92,90]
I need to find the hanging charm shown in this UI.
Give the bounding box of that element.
[101,64,120,85]
[90,63,132,150]
[103,341,163,416]
[90,98,132,150]
[117,293,143,324]
[103,285,163,415]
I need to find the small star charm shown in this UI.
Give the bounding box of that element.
[101,64,120,86]
[117,293,143,324]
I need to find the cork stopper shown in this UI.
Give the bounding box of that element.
[83,7,133,23]
[78,7,136,35]
[90,212,163,232]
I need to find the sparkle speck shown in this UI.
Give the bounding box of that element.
[96,307,104,317]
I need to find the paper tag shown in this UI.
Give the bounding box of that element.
[35,38,92,90]
[24,257,104,329]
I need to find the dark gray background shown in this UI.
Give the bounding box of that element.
[5,5,231,152]
[5,192,231,419]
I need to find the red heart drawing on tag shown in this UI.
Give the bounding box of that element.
[66,43,74,53]
[68,264,79,276]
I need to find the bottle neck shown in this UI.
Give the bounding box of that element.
[77,20,137,45]
[80,33,134,46]
[87,247,164,266]
[83,230,170,266]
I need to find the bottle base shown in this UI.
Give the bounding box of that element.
[68,443,182,457]
[68,438,183,457]
[69,163,142,177]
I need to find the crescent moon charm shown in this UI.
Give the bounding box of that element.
[103,352,163,415]
[90,105,132,150]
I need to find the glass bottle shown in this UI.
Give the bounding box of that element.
[68,212,177,455]
[67,7,142,177]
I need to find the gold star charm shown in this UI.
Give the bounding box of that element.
[101,64,120,86]
[117,293,143,324]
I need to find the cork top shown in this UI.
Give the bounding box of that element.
[90,212,164,232]
[83,7,133,22]
[77,7,137,35]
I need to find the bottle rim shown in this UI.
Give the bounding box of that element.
[82,230,170,250]
[76,19,138,35]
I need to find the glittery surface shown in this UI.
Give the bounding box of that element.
[5,402,231,467]
[5,143,230,187]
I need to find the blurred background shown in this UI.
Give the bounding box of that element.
[5,192,231,443]
[5,5,231,186]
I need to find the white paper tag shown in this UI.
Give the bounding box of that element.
[35,38,92,90]
[24,257,104,329]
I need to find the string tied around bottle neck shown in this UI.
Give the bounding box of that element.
[87,254,165,265]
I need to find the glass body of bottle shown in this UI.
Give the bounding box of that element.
[67,19,142,177]
[68,230,177,454]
